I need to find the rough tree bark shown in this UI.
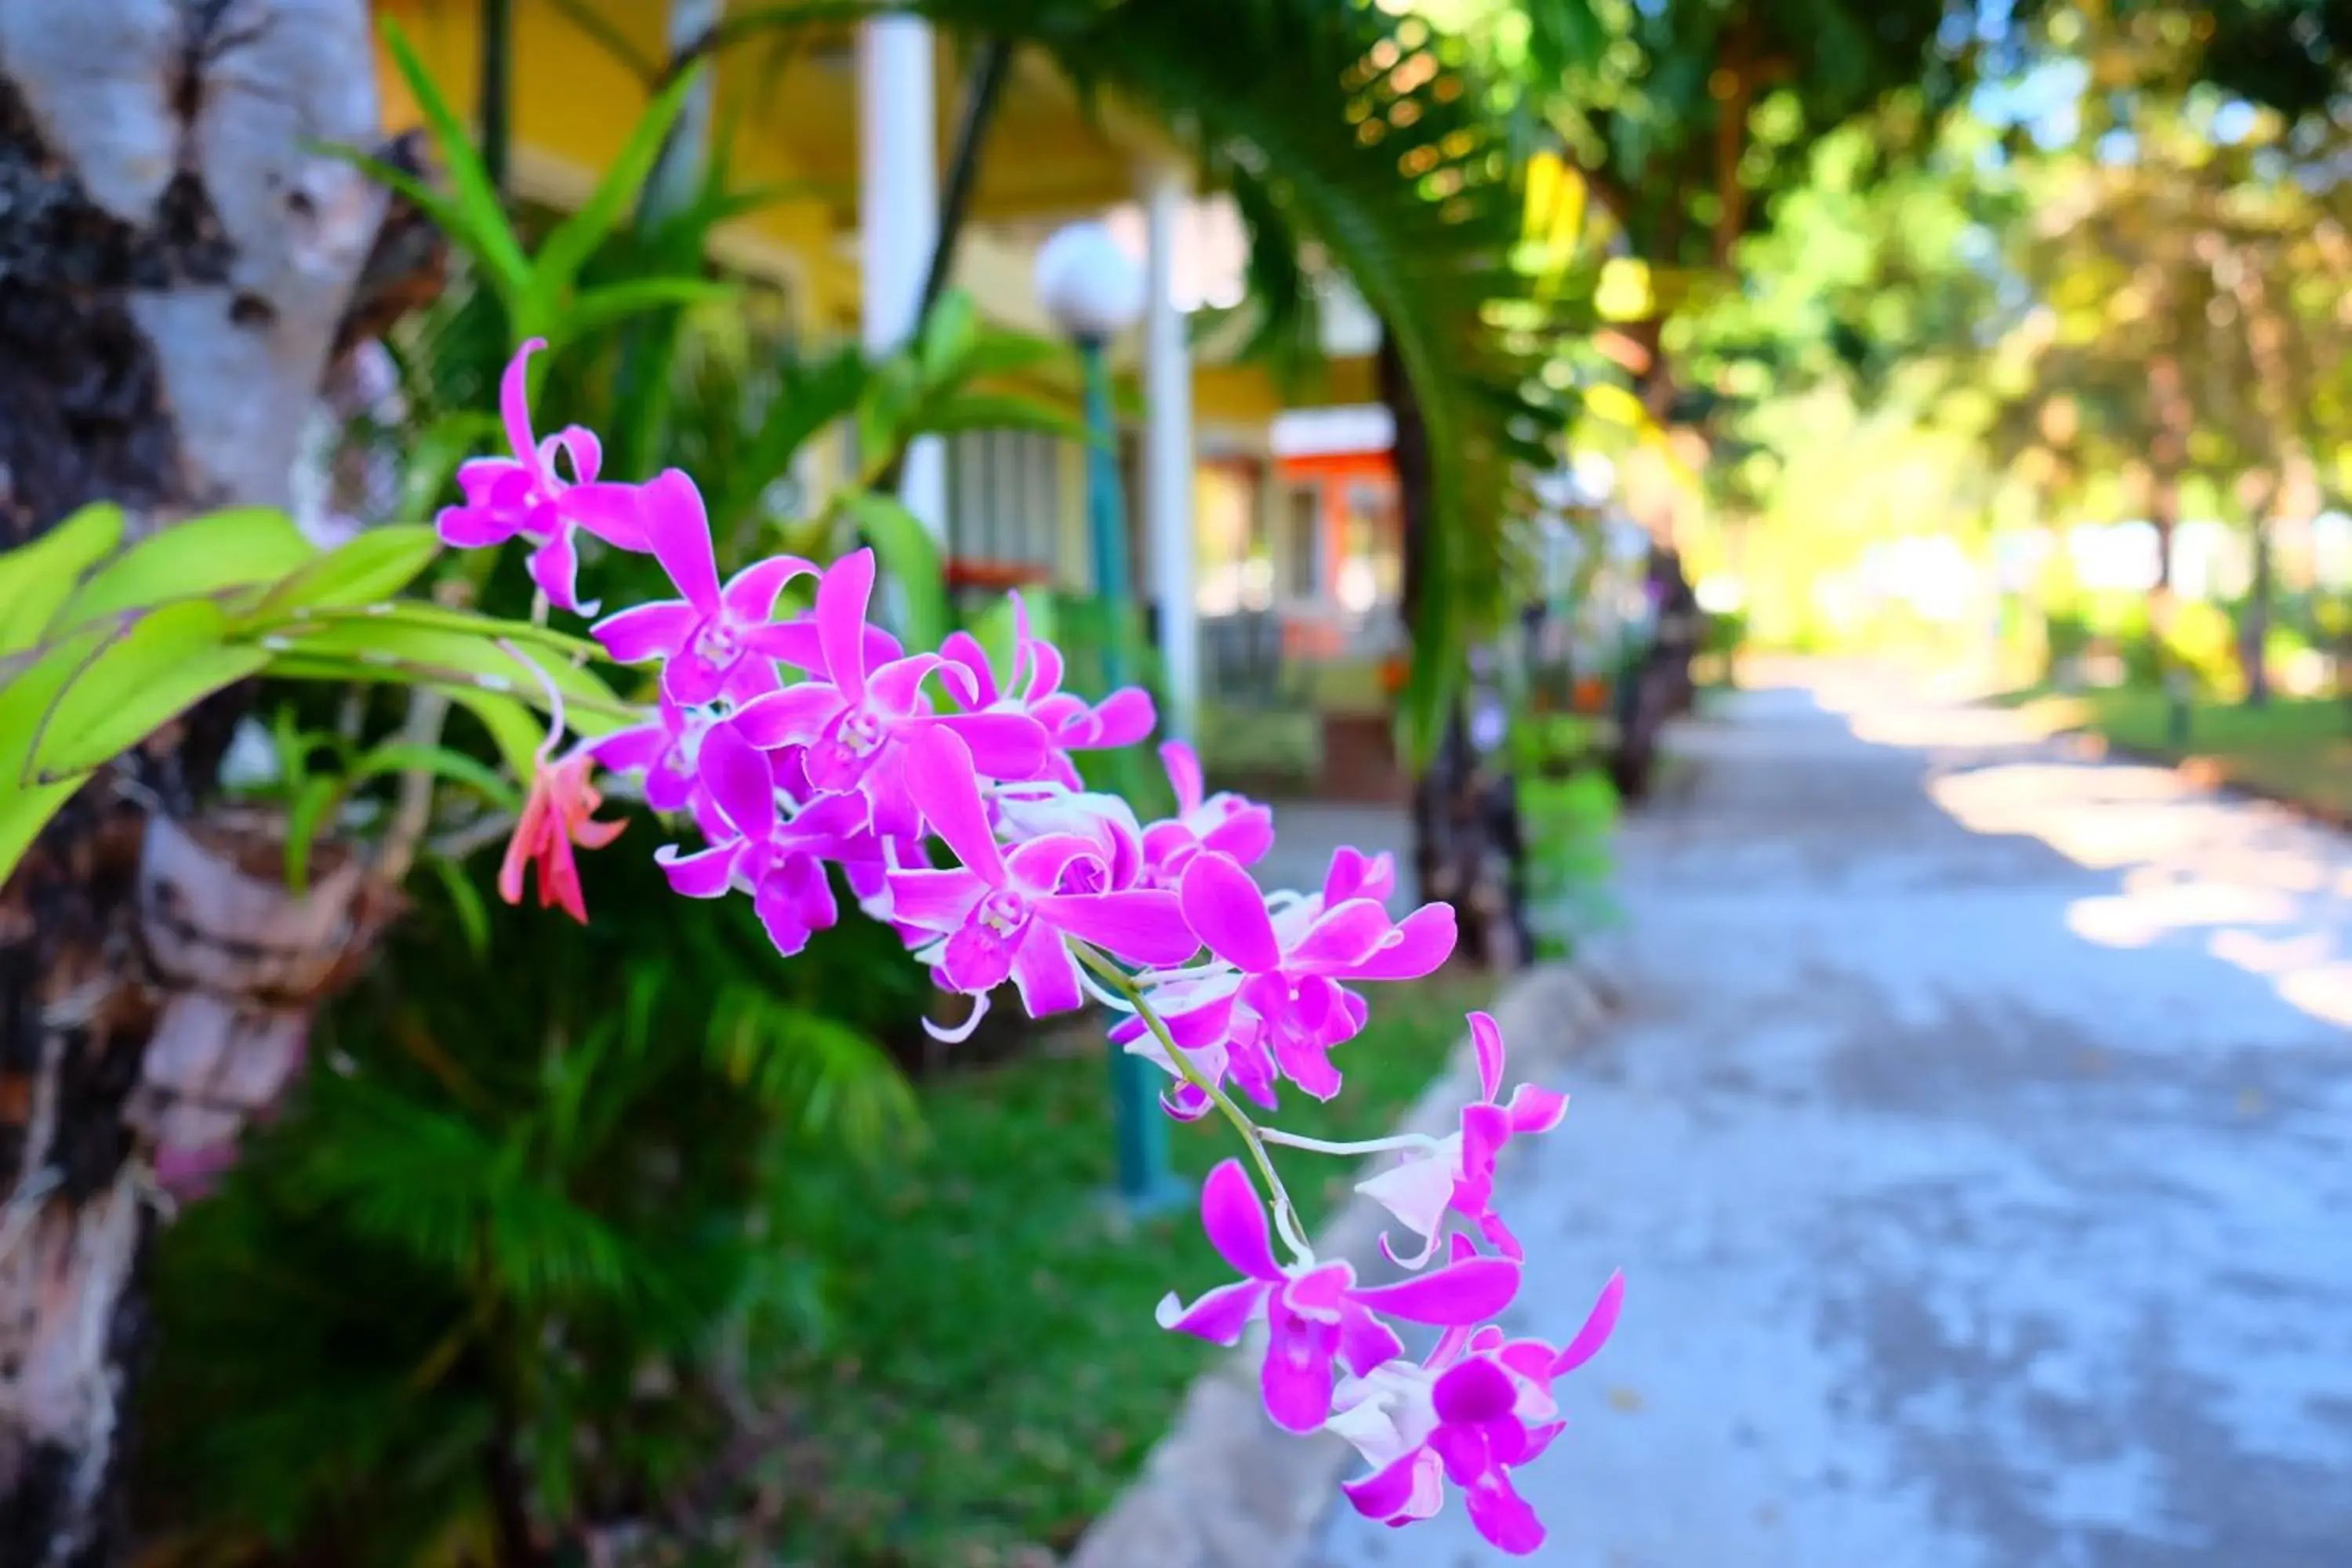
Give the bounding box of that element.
[0,5,397,1560]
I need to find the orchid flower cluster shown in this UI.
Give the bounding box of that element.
[442,341,1621,1555]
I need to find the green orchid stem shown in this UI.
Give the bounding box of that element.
[1259,1127,1445,1159]
[1070,942,1315,1265]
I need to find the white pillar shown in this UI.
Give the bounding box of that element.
[644,0,723,221]
[857,17,948,539]
[1143,164,1199,739]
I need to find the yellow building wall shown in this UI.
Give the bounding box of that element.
[373,0,1378,577]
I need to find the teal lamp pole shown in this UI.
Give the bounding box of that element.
[1035,221,1186,1218]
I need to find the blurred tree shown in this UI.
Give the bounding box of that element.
[0,5,453,1556]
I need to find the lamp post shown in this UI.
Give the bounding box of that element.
[1034,222,1185,1218]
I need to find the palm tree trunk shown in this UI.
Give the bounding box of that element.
[0,7,391,1558]
[1377,331,1526,967]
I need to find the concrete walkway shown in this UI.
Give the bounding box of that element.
[1307,668,2352,1568]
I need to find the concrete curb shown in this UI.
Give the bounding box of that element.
[1064,961,1617,1568]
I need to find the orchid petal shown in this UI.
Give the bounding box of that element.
[940,923,1017,993]
[1470,1011,1506,1103]
[938,630,1000,708]
[640,470,722,612]
[886,868,989,933]
[1341,1450,1445,1525]
[902,727,1008,884]
[1552,1271,1624,1375]
[586,720,665,775]
[662,643,734,707]
[731,683,846,750]
[1153,1279,1268,1345]
[1263,1291,1345,1432]
[866,652,942,718]
[1432,1359,1519,1426]
[1503,1082,1570,1135]
[1200,808,1276,867]
[931,711,1050,781]
[1179,852,1282,973]
[722,554,815,624]
[564,480,648,550]
[1351,1257,1521,1327]
[498,339,546,474]
[816,548,877,703]
[1346,902,1459,982]
[656,842,739,898]
[1456,1457,1545,1556]
[1291,899,1399,971]
[1197,1159,1283,1281]
[1356,1145,1457,1244]
[1337,1301,1406,1377]
[592,600,695,665]
[753,862,835,956]
[1087,686,1156,748]
[696,721,777,844]
[1007,926,1085,1016]
[1160,740,1205,814]
[1004,833,1109,894]
[547,425,601,485]
[525,526,586,615]
[1035,889,1198,967]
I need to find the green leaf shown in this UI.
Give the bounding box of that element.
[547,278,739,347]
[711,344,868,532]
[450,690,553,784]
[424,853,492,956]
[61,508,313,626]
[283,775,347,894]
[270,601,603,664]
[953,328,1068,381]
[841,491,949,652]
[31,602,269,781]
[0,624,110,885]
[376,20,532,297]
[913,392,1092,445]
[256,627,630,733]
[533,63,711,294]
[249,526,441,621]
[0,503,124,654]
[349,742,519,808]
[855,358,924,483]
[918,289,979,382]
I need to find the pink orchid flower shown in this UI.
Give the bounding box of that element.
[1139,740,1275,886]
[887,728,1200,1018]
[937,597,1156,787]
[731,550,1049,837]
[1356,1011,1570,1265]
[1330,1250,1624,1555]
[993,783,1149,892]
[1168,851,1457,1100]
[587,473,816,706]
[1156,1161,1523,1433]
[499,749,627,924]
[652,720,877,957]
[436,339,644,612]
[587,691,711,817]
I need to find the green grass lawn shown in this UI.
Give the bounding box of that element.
[2024,684,2352,818]
[766,974,1493,1567]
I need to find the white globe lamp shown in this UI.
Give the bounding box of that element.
[1033,222,1145,343]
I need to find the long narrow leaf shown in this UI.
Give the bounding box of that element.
[534,64,713,296]
[0,503,124,655]
[379,20,532,296]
